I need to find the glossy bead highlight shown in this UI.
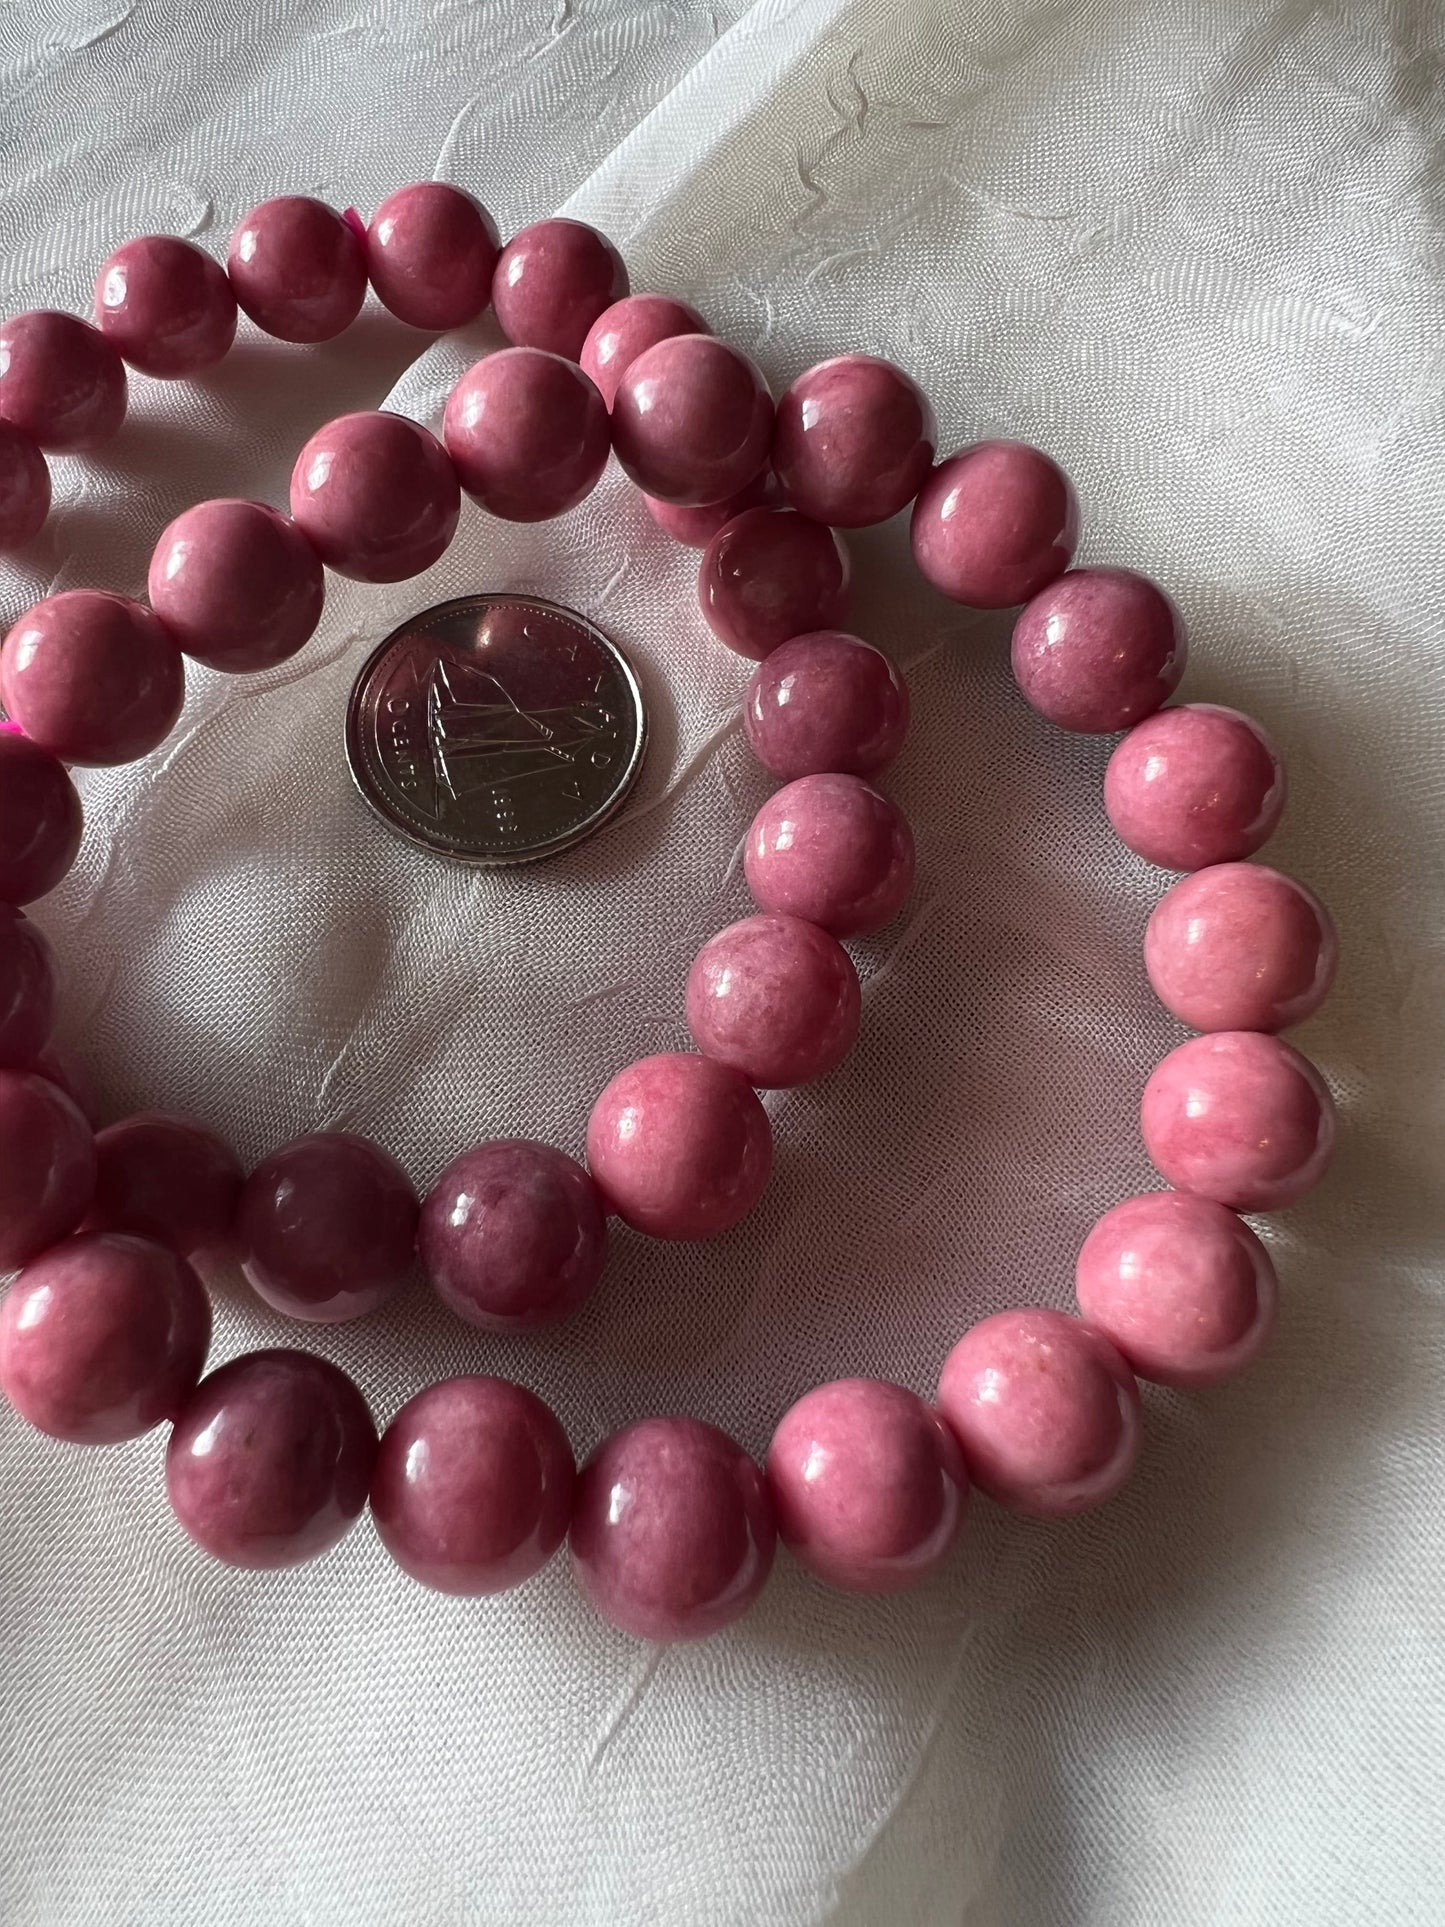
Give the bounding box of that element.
[94,235,237,377]
[0,590,185,766]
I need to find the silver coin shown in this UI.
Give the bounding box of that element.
[345,594,646,865]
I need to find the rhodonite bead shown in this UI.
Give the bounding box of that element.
[0,311,127,451]
[289,410,460,581]
[1105,703,1287,871]
[88,1112,243,1265]
[0,590,185,766]
[742,630,909,780]
[641,467,774,547]
[612,335,773,506]
[1012,567,1186,732]
[491,218,628,360]
[580,294,708,408]
[0,907,57,1069]
[1145,863,1337,1033]
[443,348,609,521]
[226,196,367,343]
[686,913,860,1088]
[698,507,852,662]
[0,733,82,905]
[93,235,237,377]
[0,1068,96,1268]
[147,498,324,672]
[745,772,915,937]
[364,182,500,331]
[0,421,50,549]
[772,354,936,526]
[911,440,1077,607]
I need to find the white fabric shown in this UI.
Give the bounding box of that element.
[2,1,1443,1920]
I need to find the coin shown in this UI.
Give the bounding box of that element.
[345,594,647,865]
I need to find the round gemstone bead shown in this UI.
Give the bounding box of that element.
[0,311,127,452]
[1076,1191,1278,1388]
[443,348,609,521]
[911,440,1078,608]
[937,1308,1142,1516]
[641,468,774,547]
[88,1112,243,1265]
[1146,863,1337,1034]
[1105,703,1287,871]
[766,1378,968,1593]
[742,629,910,780]
[363,182,499,331]
[226,196,367,343]
[698,507,852,661]
[580,293,708,408]
[419,1139,608,1330]
[1141,1031,1337,1212]
[0,590,185,766]
[0,907,57,1069]
[491,218,628,360]
[686,913,861,1088]
[0,1232,211,1444]
[93,235,237,377]
[570,1415,776,1641]
[0,1068,95,1268]
[0,420,50,549]
[371,1376,575,1595]
[1012,567,1186,733]
[167,1349,377,1568]
[745,772,915,937]
[612,335,773,506]
[289,410,459,582]
[586,1052,772,1241]
[238,1131,418,1323]
[0,733,82,905]
[772,354,936,526]
[147,498,325,673]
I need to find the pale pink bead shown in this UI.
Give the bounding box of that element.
[937,1308,1142,1516]
[1076,1191,1278,1388]
[0,733,82,905]
[1,590,184,766]
[491,218,628,360]
[686,913,860,1088]
[289,410,460,582]
[766,1378,968,1593]
[93,235,237,377]
[586,1052,771,1240]
[612,335,773,506]
[580,294,708,408]
[743,630,910,780]
[147,498,324,673]
[443,348,609,521]
[0,907,57,1069]
[226,196,367,343]
[1141,1031,1336,1211]
[364,182,499,331]
[772,354,936,526]
[1012,567,1186,733]
[745,772,915,937]
[0,311,127,451]
[1146,863,1337,1034]
[88,1112,243,1265]
[698,507,852,661]
[911,440,1078,608]
[0,420,50,549]
[641,468,774,547]
[570,1415,776,1641]
[0,1068,95,1268]
[1105,703,1286,871]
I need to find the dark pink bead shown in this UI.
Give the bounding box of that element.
[238,1131,418,1323]
[147,498,324,673]
[88,1112,243,1265]
[773,354,936,527]
[0,907,57,1069]
[443,347,609,521]
[419,1138,607,1330]
[1146,863,1337,1034]
[686,912,860,1088]
[586,1052,772,1241]
[1012,566,1186,733]
[0,420,50,549]
[0,733,82,905]
[0,311,127,451]
[289,410,459,582]
[580,294,708,408]
[612,335,773,506]
[491,217,628,360]
[0,1068,95,1268]
[226,196,367,344]
[166,1349,377,1568]
[0,1232,210,1444]
[364,182,499,331]
[743,629,910,780]
[1,590,185,766]
[1076,1191,1278,1388]
[1141,1031,1337,1212]
[641,467,774,547]
[93,235,237,377]
[745,772,915,937]
[570,1415,776,1641]
[371,1376,576,1595]
[698,507,852,661]
[1105,703,1287,871]
[911,440,1078,608]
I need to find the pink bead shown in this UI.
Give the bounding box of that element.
[0,907,56,1069]
[289,410,459,582]
[419,1139,608,1330]
[773,354,936,527]
[766,1378,968,1593]
[743,630,910,780]
[1105,703,1286,871]
[937,1308,1142,1516]
[364,182,499,331]
[0,733,82,905]
[0,1232,210,1444]
[238,1131,418,1323]
[1011,566,1186,734]
[1146,863,1337,1034]
[745,772,915,937]
[88,1112,243,1265]
[1141,1031,1336,1212]
[698,507,852,662]
[93,235,237,377]
[570,1415,776,1641]
[167,1349,377,1568]
[370,1376,575,1595]
[1,590,184,766]
[1076,1192,1278,1388]
[580,293,709,408]
[0,420,50,549]
[0,311,127,451]
[586,1052,772,1241]
[686,913,860,1089]
[612,335,773,506]
[641,467,774,547]
[443,348,609,521]
[226,196,367,343]
[147,498,324,673]
[491,217,628,361]
[911,440,1078,608]
[0,1068,95,1268]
